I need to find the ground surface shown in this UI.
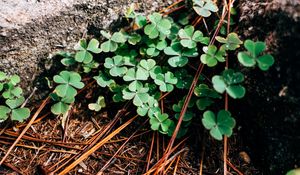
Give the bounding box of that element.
[237,0,300,174]
[0,0,299,174]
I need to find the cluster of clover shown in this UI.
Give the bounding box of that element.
[1,0,274,141]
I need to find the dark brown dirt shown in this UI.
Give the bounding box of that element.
[236,0,300,174]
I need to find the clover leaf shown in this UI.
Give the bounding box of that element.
[202,110,236,140]
[104,56,128,77]
[122,81,149,106]
[0,71,7,81]
[200,45,226,67]
[174,69,193,89]
[53,71,84,98]
[88,96,106,112]
[127,33,142,45]
[173,99,195,121]
[2,84,23,99]
[136,96,160,117]
[57,51,76,66]
[94,71,115,88]
[238,40,275,71]
[216,33,243,50]
[212,69,245,99]
[0,97,30,122]
[124,6,147,28]
[144,13,172,39]
[154,72,178,92]
[178,25,209,48]
[193,0,218,17]
[194,84,221,110]
[143,39,167,57]
[138,59,156,79]
[108,84,126,102]
[123,59,156,84]
[150,112,172,134]
[164,42,198,67]
[100,30,127,52]
[74,39,101,64]
[0,106,10,121]
[50,94,75,115]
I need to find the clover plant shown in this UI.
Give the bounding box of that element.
[200,45,226,67]
[238,40,275,70]
[202,110,236,140]
[216,32,243,50]
[74,39,101,64]
[51,71,84,115]
[212,69,246,99]
[193,0,218,17]
[0,72,30,123]
[178,25,209,48]
[100,30,127,52]
[89,96,106,112]
[144,13,172,39]
[50,4,275,141]
[150,112,172,134]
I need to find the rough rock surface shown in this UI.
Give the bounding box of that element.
[237,0,300,174]
[0,0,171,98]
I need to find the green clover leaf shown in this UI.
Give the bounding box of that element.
[0,71,7,81]
[194,84,221,110]
[136,96,160,117]
[238,40,275,71]
[174,69,193,89]
[178,25,209,48]
[104,56,128,77]
[51,102,70,115]
[193,0,218,17]
[150,112,172,134]
[57,51,76,66]
[1,97,30,122]
[109,84,126,102]
[202,110,236,140]
[216,32,243,50]
[53,71,84,98]
[2,84,23,99]
[88,96,106,112]
[144,13,172,39]
[100,31,127,52]
[94,71,115,88]
[164,42,198,67]
[143,39,167,57]
[74,39,101,64]
[11,108,30,122]
[127,33,142,45]
[122,81,149,106]
[212,69,245,99]
[154,72,178,92]
[0,106,10,121]
[50,96,75,115]
[200,45,226,67]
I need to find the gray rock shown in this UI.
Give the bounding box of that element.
[0,0,170,99]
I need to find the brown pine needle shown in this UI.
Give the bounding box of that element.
[159,0,184,14]
[57,115,138,175]
[226,159,244,175]
[146,132,155,171]
[0,96,50,165]
[173,156,180,175]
